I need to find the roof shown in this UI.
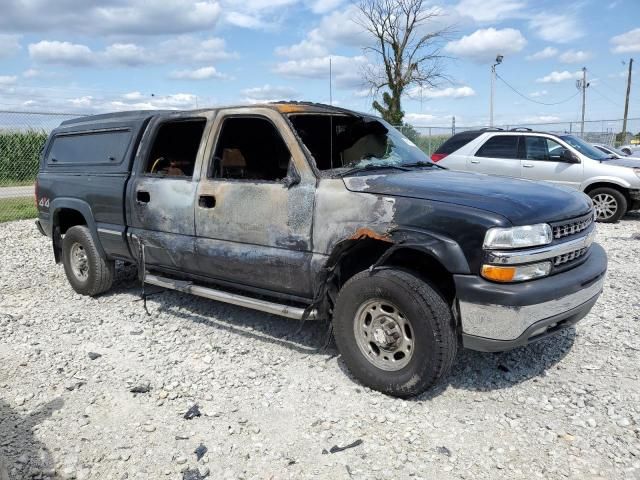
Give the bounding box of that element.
[58,102,374,127]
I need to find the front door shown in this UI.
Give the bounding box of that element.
[520,135,583,189]
[194,108,316,298]
[126,112,213,271]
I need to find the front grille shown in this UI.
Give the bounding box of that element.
[554,247,588,266]
[552,211,594,240]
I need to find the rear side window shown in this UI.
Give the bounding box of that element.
[47,129,131,165]
[434,131,483,155]
[476,135,519,159]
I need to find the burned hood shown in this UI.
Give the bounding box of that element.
[343,169,593,225]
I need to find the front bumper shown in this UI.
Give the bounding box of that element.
[455,243,607,352]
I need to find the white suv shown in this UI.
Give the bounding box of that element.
[433,129,640,222]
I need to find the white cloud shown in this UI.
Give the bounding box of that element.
[274,55,369,88]
[525,46,558,61]
[610,28,640,53]
[408,86,476,99]
[104,43,149,66]
[220,0,297,29]
[308,0,345,14]
[170,66,229,80]
[28,41,94,65]
[123,91,145,101]
[444,28,526,63]
[241,84,299,103]
[1,0,223,35]
[519,115,562,123]
[22,69,40,78]
[558,50,592,64]
[0,75,18,86]
[404,113,438,125]
[529,90,548,98]
[276,40,328,59]
[536,70,582,83]
[529,13,583,43]
[0,34,21,58]
[454,0,526,22]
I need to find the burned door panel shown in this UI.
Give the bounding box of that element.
[126,113,213,270]
[194,108,315,297]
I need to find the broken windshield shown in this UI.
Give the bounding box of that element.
[289,113,434,175]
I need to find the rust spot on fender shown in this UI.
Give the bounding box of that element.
[349,227,392,243]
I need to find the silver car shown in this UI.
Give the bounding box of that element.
[593,143,640,161]
[434,129,640,222]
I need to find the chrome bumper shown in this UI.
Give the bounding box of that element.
[459,275,604,341]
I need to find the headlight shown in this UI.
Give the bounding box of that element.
[483,224,553,249]
[481,261,552,283]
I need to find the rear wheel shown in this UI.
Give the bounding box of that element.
[588,187,627,223]
[332,268,457,398]
[62,226,114,296]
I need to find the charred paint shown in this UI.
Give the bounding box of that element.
[348,227,392,243]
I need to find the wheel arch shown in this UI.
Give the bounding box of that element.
[583,182,631,207]
[50,198,105,262]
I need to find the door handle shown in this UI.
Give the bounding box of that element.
[136,190,150,203]
[470,159,480,164]
[523,163,534,168]
[199,195,216,209]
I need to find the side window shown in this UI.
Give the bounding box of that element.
[524,136,567,161]
[475,135,519,159]
[211,117,291,181]
[47,129,132,165]
[145,119,206,177]
[546,138,567,161]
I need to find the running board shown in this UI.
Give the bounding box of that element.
[144,273,316,320]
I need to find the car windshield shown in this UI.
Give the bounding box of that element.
[560,135,610,161]
[289,114,434,175]
[603,145,629,156]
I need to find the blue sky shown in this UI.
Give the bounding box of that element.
[0,0,639,127]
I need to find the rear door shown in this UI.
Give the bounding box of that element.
[193,108,316,298]
[520,135,583,189]
[126,112,213,271]
[468,134,522,177]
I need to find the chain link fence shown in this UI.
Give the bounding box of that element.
[0,111,80,222]
[1,110,639,222]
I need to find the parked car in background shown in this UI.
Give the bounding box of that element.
[434,128,640,223]
[593,143,640,160]
[619,144,640,156]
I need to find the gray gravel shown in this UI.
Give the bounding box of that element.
[1,215,639,480]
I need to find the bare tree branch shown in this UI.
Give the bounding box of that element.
[356,0,455,124]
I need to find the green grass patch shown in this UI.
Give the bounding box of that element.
[0,197,38,223]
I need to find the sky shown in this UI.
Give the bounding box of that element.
[0,0,639,128]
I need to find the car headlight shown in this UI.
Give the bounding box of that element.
[481,261,552,283]
[483,224,553,249]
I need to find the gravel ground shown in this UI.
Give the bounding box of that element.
[1,215,639,480]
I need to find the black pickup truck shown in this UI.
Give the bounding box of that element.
[35,103,607,397]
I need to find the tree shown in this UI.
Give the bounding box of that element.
[356,0,452,125]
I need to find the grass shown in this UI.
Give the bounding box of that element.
[0,197,37,223]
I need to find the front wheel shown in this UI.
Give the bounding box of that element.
[332,269,457,398]
[588,187,627,223]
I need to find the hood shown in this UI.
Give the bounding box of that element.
[343,169,593,225]
[605,157,640,168]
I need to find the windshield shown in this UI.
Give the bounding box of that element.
[560,135,610,161]
[289,113,432,174]
[602,145,629,157]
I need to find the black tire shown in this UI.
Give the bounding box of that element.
[588,187,627,223]
[332,268,457,398]
[62,225,114,296]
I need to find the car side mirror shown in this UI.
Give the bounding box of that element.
[283,160,301,188]
[561,150,580,164]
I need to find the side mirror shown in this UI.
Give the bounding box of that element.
[561,149,580,164]
[283,160,301,188]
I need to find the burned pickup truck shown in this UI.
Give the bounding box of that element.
[35,103,607,397]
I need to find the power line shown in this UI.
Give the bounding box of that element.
[591,85,624,107]
[495,72,580,106]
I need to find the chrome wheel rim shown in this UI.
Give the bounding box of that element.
[592,193,618,220]
[70,243,89,281]
[353,299,414,371]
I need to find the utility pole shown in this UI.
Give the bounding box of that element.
[489,54,504,127]
[622,58,633,143]
[576,67,590,137]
